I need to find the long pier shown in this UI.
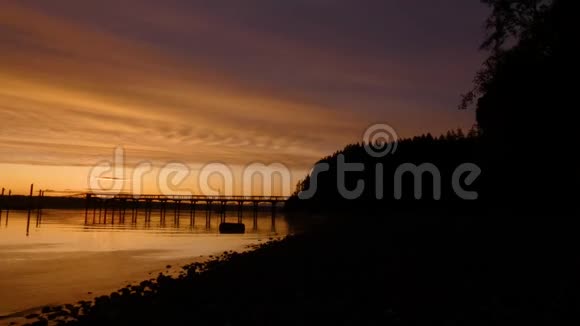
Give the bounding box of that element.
[84,193,288,228]
[1,185,290,233]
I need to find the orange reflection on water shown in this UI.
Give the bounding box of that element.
[0,209,290,318]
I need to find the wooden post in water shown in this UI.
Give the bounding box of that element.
[131,200,137,223]
[173,201,176,224]
[160,200,166,225]
[92,197,97,224]
[148,203,153,227]
[146,199,152,224]
[121,199,127,223]
[141,200,145,223]
[271,202,277,232]
[0,187,4,222]
[26,184,34,236]
[205,201,211,229]
[143,200,147,223]
[253,203,259,231]
[174,200,180,225]
[111,200,116,225]
[103,200,108,224]
[5,190,11,226]
[190,200,196,226]
[98,199,103,223]
[84,194,91,224]
[36,190,43,227]
[237,202,243,224]
[220,201,226,223]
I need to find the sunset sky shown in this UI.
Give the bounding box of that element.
[0,0,487,195]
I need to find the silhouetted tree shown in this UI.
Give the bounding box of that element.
[460,0,577,212]
[289,0,577,215]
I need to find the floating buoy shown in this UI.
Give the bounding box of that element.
[219,222,245,234]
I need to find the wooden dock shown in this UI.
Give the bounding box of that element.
[84,193,288,228]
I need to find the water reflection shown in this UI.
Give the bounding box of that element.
[0,209,291,258]
[1,208,288,238]
[0,209,292,317]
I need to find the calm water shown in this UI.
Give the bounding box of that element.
[0,208,293,318]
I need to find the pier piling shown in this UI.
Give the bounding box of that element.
[81,194,286,231]
[26,184,34,236]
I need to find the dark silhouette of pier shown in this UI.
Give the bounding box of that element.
[0,185,288,234]
[84,193,287,232]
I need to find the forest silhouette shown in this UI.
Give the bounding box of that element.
[289,0,578,216]
[286,128,485,213]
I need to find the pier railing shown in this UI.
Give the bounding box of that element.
[87,193,289,203]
